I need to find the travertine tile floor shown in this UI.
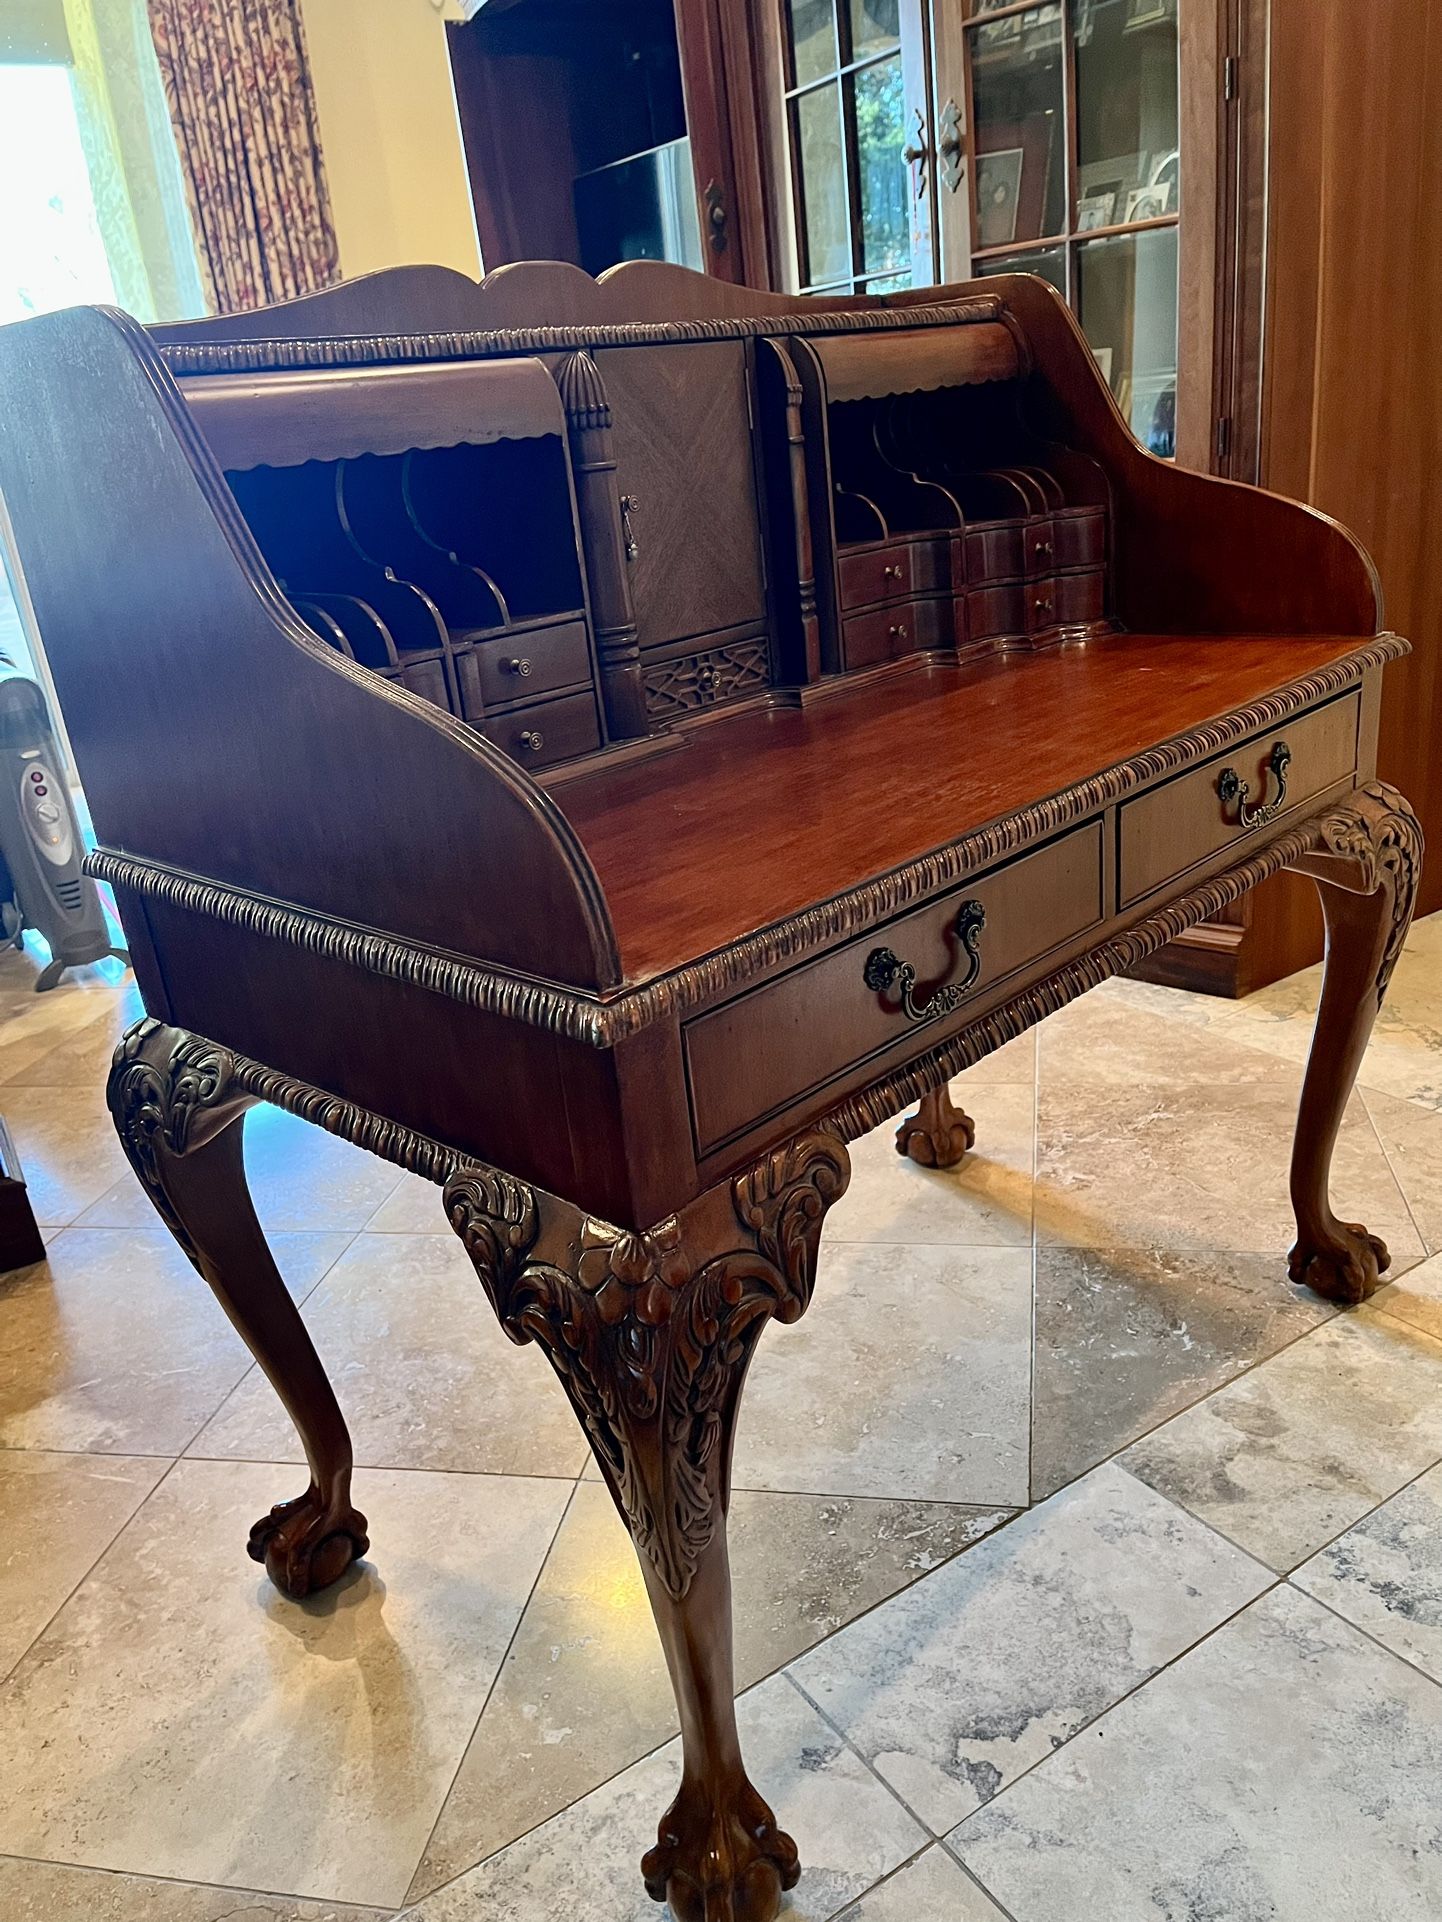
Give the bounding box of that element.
[0,913,1439,1920]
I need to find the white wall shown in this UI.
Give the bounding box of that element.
[301,0,482,281]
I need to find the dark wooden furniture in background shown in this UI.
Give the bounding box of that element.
[0,260,1420,1922]
[0,1116,45,1273]
[445,0,774,287]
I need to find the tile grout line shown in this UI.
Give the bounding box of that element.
[0,1451,188,1691]
[0,1845,398,1917]
[936,1836,1026,1921]
[1356,1086,1432,1267]
[393,1498,1020,1912]
[1284,1575,1442,1698]
[179,1451,588,1482]
[782,1671,1017,1921]
[165,1228,363,1464]
[935,1569,1287,1847]
[398,1473,585,1910]
[1280,1448,1442,1580]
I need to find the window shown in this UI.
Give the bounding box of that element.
[782,0,921,294]
[0,62,117,323]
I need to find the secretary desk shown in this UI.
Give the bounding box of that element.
[0,259,1421,1922]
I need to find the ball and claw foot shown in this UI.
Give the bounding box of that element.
[1289,1221,1391,1306]
[247,1484,370,1598]
[895,1088,975,1170]
[642,1779,801,1922]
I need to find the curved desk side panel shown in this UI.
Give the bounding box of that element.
[992,274,1383,638]
[0,305,620,991]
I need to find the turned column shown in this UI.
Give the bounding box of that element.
[556,349,650,741]
[446,1127,851,1922]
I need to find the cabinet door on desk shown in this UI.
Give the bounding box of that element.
[597,342,768,653]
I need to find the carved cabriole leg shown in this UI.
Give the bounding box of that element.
[894,1081,976,1169]
[107,1018,368,1596]
[1285,783,1424,1304]
[445,1128,851,1922]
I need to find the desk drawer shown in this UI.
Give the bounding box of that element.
[686,821,1104,1154]
[839,543,913,610]
[474,620,590,708]
[481,688,601,770]
[1119,693,1360,907]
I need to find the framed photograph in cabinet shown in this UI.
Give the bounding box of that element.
[975,147,1024,246]
[1077,191,1116,231]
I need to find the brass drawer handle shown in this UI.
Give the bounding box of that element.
[882,563,904,581]
[889,622,908,643]
[1218,740,1292,829]
[1034,538,1054,560]
[503,656,533,677]
[864,899,986,1023]
[518,729,545,753]
[1033,594,1054,618]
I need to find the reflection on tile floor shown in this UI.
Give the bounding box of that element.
[0,913,1438,1918]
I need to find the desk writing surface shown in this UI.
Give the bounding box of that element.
[558,630,1371,983]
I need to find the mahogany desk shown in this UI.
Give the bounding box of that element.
[0,262,1421,1922]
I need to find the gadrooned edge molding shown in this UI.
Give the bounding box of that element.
[157,297,1008,376]
[87,634,1405,1047]
[143,800,1335,1216]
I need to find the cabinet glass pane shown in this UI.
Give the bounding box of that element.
[971,4,1065,247]
[1075,0,1179,226]
[1077,225,1178,454]
[788,0,839,88]
[794,82,850,286]
[854,55,908,276]
[849,0,900,60]
[866,272,911,291]
[975,245,1065,295]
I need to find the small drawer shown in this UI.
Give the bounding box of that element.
[963,519,1027,585]
[839,543,914,610]
[968,581,1028,644]
[686,822,1104,1154]
[473,619,590,709]
[481,689,601,771]
[842,602,917,669]
[1028,568,1105,635]
[1118,692,1361,907]
[1052,506,1106,570]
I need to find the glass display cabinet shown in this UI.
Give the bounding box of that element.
[771,0,1184,454]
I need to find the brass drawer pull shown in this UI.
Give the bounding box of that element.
[882,563,904,582]
[1034,593,1054,619]
[889,622,908,643]
[518,730,545,753]
[1218,740,1292,829]
[1034,538,1053,560]
[864,899,986,1023]
[503,656,533,678]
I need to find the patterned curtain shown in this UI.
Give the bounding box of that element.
[145,0,339,313]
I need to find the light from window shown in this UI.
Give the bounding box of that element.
[0,63,117,325]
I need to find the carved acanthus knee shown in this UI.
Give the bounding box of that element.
[445,1127,851,1599]
[107,1018,255,1259]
